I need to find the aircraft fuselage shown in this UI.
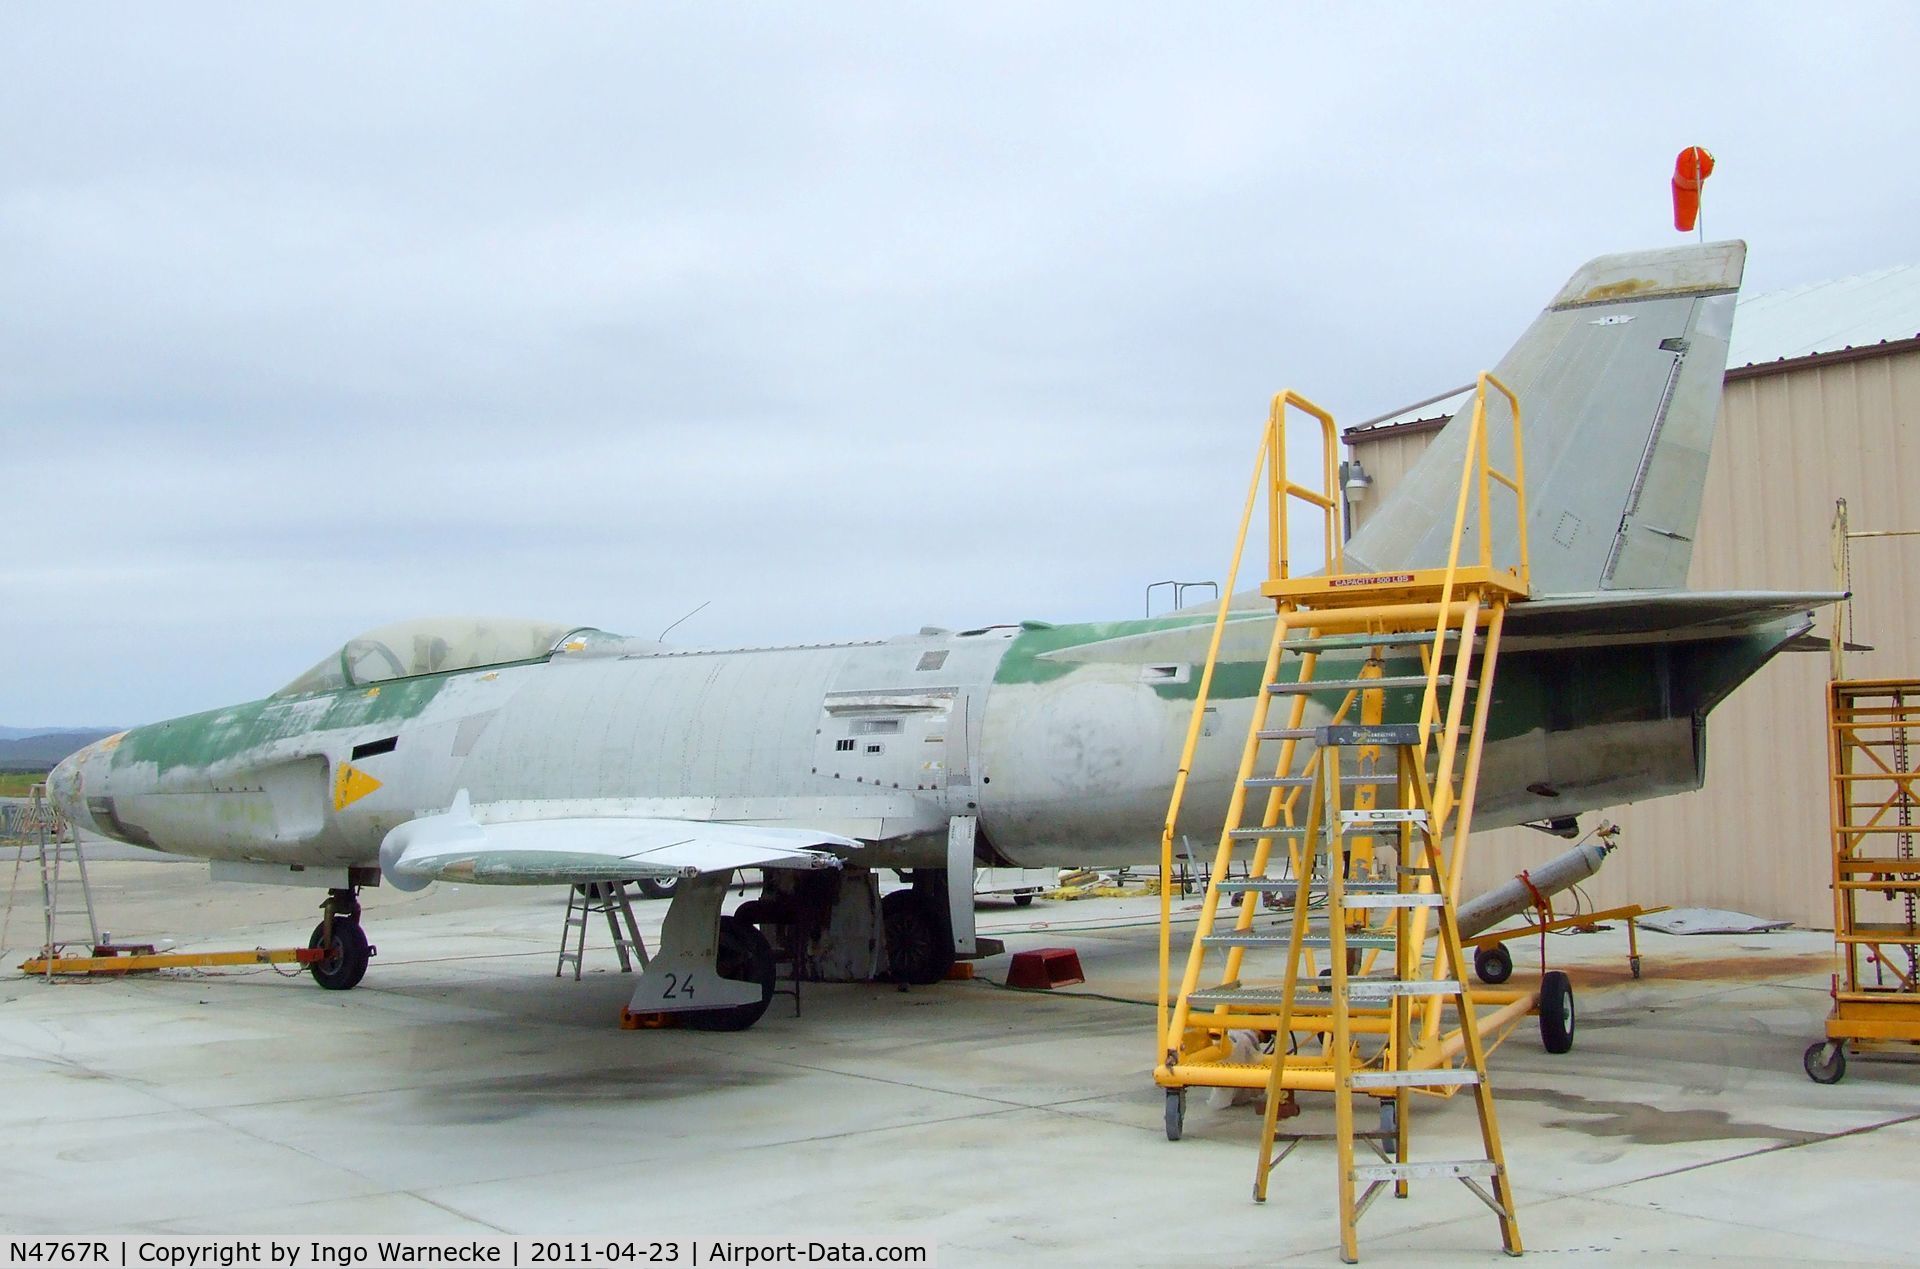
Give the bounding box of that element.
[50,608,1796,875]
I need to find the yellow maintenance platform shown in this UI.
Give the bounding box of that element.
[1806,502,1920,1083]
[1157,375,1539,1261]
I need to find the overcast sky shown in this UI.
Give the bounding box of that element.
[5,3,1917,727]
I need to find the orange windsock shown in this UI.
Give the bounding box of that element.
[1672,146,1715,232]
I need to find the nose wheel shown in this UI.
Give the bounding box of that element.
[309,889,375,990]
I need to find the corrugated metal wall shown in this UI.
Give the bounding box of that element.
[1347,347,1920,927]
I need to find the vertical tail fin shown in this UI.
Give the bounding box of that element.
[1344,241,1747,595]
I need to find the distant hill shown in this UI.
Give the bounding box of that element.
[0,729,120,770]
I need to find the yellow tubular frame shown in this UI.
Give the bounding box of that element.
[1157,391,1344,1067]
[1157,373,1529,1082]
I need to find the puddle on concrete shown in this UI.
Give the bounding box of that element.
[413,1064,782,1124]
[1500,1085,1817,1146]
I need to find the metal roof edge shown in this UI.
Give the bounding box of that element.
[1724,332,1920,382]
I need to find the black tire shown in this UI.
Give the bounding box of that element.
[636,876,680,901]
[308,919,371,991]
[1804,1040,1847,1085]
[1475,943,1514,985]
[1013,894,1034,908]
[1165,1088,1185,1141]
[883,888,955,985]
[679,916,776,1032]
[1538,970,1575,1054]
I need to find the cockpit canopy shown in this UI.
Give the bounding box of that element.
[274,617,600,697]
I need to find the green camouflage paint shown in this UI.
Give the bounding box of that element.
[113,675,450,776]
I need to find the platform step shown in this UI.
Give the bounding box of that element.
[1184,985,1326,1009]
[1285,630,1462,654]
[1256,727,1325,741]
[1268,675,1459,695]
[1226,826,1311,839]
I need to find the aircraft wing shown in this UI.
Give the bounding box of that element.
[379,789,858,891]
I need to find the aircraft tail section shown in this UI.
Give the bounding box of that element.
[1343,241,1747,595]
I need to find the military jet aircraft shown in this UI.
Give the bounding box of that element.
[50,240,1832,1030]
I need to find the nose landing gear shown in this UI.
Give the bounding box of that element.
[309,888,375,990]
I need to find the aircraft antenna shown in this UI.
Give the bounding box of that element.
[657,601,710,643]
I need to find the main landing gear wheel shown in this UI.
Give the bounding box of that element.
[1475,943,1514,985]
[679,915,776,1032]
[883,888,956,985]
[308,919,371,991]
[1165,1088,1186,1141]
[636,876,680,901]
[1804,1040,1847,1085]
[1539,970,1576,1054]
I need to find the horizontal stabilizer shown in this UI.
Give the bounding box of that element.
[379,789,858,890]
[1501,588,1837,646]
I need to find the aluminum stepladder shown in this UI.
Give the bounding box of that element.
[557,881,649,979]
[1251,732,1521,1262]
[34,787,99,978]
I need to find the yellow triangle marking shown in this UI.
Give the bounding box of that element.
[333,762,384,811]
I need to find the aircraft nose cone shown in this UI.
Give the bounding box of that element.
[45,732,124,838]
[46,751,92,831]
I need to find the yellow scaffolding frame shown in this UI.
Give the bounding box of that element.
[1806,502,1920,1083]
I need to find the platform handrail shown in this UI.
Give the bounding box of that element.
[1157,424,1274,1057]
[1415,372,1527,773]
[1268,390,1344,584]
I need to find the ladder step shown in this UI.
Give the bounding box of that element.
[1202,930,1398,951]
[1254,723,1453,741]
[1341,808,1428,824]
[1203,933,1305,948]
[1215,879,1404,895]
[1299,934,1399,951]
[1243,775,1401,789]
[1352,1160,1498,1182]
[1226,826,1310,839]
[1179,980,1458,1013]
[1349,1068,1482,1089]
[1347,979,1464,999]
[1268,675,1461,695]
[1342,892,1443,910]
